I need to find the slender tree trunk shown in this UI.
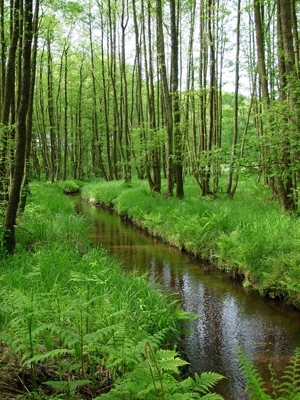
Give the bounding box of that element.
[4,0,33,253]
[156,0,173,196]
[47,35,58,182]
[120,0,131,183]
[19,0,39,212]
[170,0,184,199]
[226,0,241,198]
[63,44,69,180]
[88,13,108,181]
[276,0,298,212]
[0,0,20,201]
[100,12,113,180]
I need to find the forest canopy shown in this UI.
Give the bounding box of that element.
[1,0,300,252]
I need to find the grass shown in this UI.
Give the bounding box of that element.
[81,175,300,307]
[2,176,300,398]
[0,182,200,399]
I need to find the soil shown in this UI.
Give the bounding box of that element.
[0,346,27,399]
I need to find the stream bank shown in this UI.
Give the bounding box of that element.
[75,194,300,400]
[79,178,300,309]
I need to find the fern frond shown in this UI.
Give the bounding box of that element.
[193,372,225,394]
[22,348,74,365]
[237,347,271,400]
[154,349,189,374]
[84,323,123,347]
[146,328,171,350]
[278,347,300,398]
[43,379,90,393]
[268,364,280,398]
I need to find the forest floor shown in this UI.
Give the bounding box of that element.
[2,176,300,399]
[0,181,195,399]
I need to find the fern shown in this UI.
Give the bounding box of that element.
[98,343,224,400]
[43,379,90,398]
[22,348,74,365]
[193,372,226,395]
[238,347,300,400]
[268,364,280,399]
[237,347,272,400]
[278,347,300,399]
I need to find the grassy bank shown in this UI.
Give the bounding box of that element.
[0,182,225,399]
[81,176,300,308]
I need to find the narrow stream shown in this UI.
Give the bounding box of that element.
[75,198,300,400]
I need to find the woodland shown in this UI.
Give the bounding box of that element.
[1,0,300,398]
[1,0,300,252]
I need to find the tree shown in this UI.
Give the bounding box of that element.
[0,0,20,204]
[170,0,184,199]
[3,0,35,253]
[226,0,241,198]
[156,0,174,196]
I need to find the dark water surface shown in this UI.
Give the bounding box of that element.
[75,198,300,400]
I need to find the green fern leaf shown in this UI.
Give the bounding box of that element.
[43,379,91,393]
[152,349,189,374]
[268,364,280,398]
[237,347,271,400]
[22,348,74,365]
[278,347,300,398]
[193,372,225,394]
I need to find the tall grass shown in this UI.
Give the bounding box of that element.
[0,182,201,399]
[81,176,300,307]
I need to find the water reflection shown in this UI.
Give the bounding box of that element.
[75,199,300,400]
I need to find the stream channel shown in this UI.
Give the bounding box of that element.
[74,197,300,400]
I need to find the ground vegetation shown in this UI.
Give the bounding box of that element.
[1,0,300,397]
[0,182,224,399]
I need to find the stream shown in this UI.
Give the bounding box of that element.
[74,198,300,400]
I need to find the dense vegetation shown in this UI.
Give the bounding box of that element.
[0,182,225,399]
[2,179,300,399]
[1,0,300,397]
[1,0,300,252]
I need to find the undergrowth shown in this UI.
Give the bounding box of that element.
[0,181,224,399]
[2,179,300,399]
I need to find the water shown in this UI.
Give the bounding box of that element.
[75,198,300,399]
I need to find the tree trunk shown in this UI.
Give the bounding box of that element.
[170,0,184,199]
[0,0,20,201]
[88,12,108,181]
[19,0,39,212]
[156,0,173,196]
[47,36,58,182]
[4,0,33,253]
[226,0,241,198]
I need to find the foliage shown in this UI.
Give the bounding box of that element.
[99,341,224,400]
[238,347,300,399]
[56,180,83,194]
[0,182,196,398]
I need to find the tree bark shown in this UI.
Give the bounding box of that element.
[156,0,173,196]
[0,0,20,201]
[4,0,33,253]
[170,0,184,199]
